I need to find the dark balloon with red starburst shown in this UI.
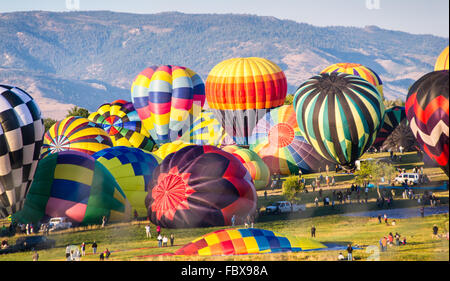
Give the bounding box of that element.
[145,145,257,228]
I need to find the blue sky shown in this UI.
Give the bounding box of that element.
[1,0,449,38]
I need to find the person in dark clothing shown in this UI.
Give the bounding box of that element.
[170,233,175,247]
[311,226,316,238]
[433,225,439,239]
[347,244,353,261]
[377,214,382,224]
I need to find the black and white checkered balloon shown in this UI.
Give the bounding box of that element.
[0,85,44,218]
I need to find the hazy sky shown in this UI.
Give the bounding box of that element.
[1,0,449,38]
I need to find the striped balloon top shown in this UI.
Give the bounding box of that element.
[434,46,449,71]
[205,57,287,110]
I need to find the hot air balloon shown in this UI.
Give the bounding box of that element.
[145,145,257,228]
[153,140,194,160]
[406,70,449,176]
[88,100,156,151]
[222,145,270,190]
[434,46,449,71]
[41,116,113,158]
[179,110,234,146]
[0,85,44,218]
[372,106,406,149]
[321,63,383,97]
[131,65,206,145]
[293,73,385,169]
[249,105,334,175]
[381,119,418,152]
[92,146,161,217]
[12,150,131,225]
[205,57,287,145]
[174,228,327,256]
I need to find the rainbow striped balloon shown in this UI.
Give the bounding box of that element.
[205,57,287,145]
[434,46,449,71]
[41,116,113,158]
[174,228,327,256]
[131,65,206,145]
[321,63,383,97]
[250,105,333,175]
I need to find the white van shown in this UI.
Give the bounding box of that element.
[48,217,72,231]
[394,173,421,185]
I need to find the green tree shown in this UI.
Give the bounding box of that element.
[66,106,90,118]
[354,160,396,197]
[284,94,294,105]
[43,118,57,131]
[282,175,303,204]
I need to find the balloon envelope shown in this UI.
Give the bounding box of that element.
[153,140,194,160]
[0,85,44,218]
[41,116,113,158]
[434,46,449,71]
[294,73,385,169]
[405,70,449,176]
[372,106,406,149]
[88,100,156,151]
[131,65,206,145]
[13,150,131,225]
[205,57,287,145]
[92,146,161,217]
[145,145,257,228]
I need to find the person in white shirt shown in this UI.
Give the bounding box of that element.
[145,224,151,238]
[162,236,168,247]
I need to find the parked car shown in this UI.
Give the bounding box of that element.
[0,236,55,255]
[48,217,72,232]
[394,173,423,185]
[265,201,305,214]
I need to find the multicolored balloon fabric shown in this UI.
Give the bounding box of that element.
[222,145,270,190]
[174,228,327,256]
[131,65,206,145]
[12,150,131,225]
[293,72,385,169]
[205,57,287,145]
[92,146,161,217]
[41,116,113,158]
[88,100,156,151]
[153,140,194,160]
[434,46,449,71]
[145,145,257,228]
[406,70,449,176]
[372,106,406,149]
[321,63,383,97]
[249,105,334,175]
[0,85,44,218]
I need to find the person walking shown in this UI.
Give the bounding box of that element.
[311,225,316,238]
[346,244,353,261]
[92,241,98,254]
[102,216,107,228]
[145,224,151,238]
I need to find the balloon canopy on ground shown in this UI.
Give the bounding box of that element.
[406,70,449,176]
[205,57,287,146]
[13,150,131,225]
[294,72,385,169]
[145,145,257,228]
[174,228,327,256]
[92,146,161,217]
[131,65,206,145]
[41,116,113,158]
[88,100,156,152]
[249,105,334,175]
[0,85,45,219]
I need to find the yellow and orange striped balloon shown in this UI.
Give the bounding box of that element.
[321,63,383,98]
[434,46,449,71]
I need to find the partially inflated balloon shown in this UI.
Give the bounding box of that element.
[294,73,385,169]
[145,145,257,228]
[434,46,449,71]
[174,228,327,256]
[13,150,131,225]
[321,63,383,97]
[41,116,113,158]
[222,145,270,190]
[250,105,334,175]
[153,140,194,160]
[131,65,206,145]
[406,70,449,176]
[88,100,156,151]
[92,146,161,217]
[205,57,287,145]
[0,85,44,218]
[372,106,406,149]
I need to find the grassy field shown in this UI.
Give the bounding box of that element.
[0,151,448,261]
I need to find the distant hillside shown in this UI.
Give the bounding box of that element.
[0,11,447,119]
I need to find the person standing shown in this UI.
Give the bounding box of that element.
[377,214,382,224]
[346,244,353,261]
[32,250,39,261]
[432,225,439,239]
[102,216,107,228]
[81,242,86,256]
[162,235,168,247]
[145,224,151,238]
[157,234,163,247]
[311,225,316,238]
[156,225,161,236]
[65,245,71,260]
[92,241,98,254]
[170,234,175,247]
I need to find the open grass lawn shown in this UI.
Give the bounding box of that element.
[0,151,448,261]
